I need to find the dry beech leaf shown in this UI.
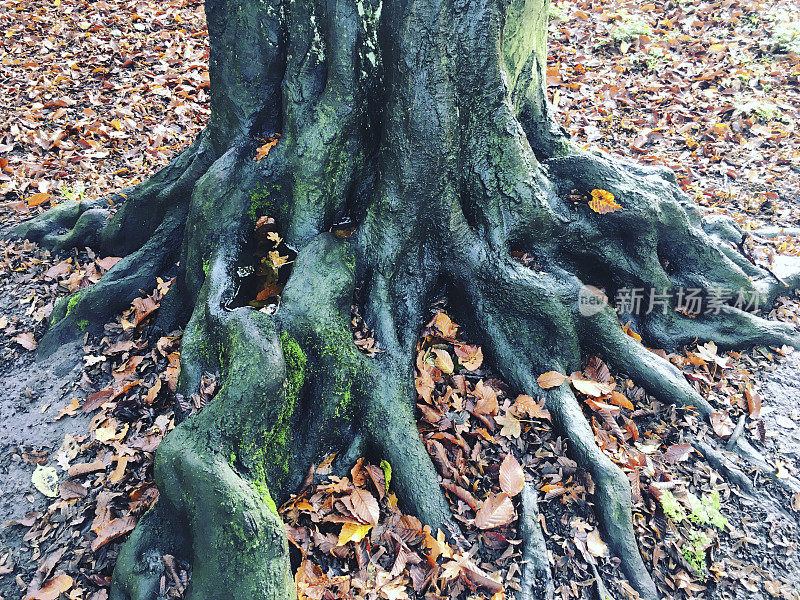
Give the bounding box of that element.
[537,371,566,389]
[586,529,608,557]
[27,573,73,600]
[710,411,734,438]
[351,487,380,525]
[432,348,455,375]
[569,377,613,397]
[664,443,694,464]
[496,411,521,439]
[588,189,622,214]
[499,454,525,497]
[15,332,37,351]
[745,387,762,419]
[474,492,514,529]
[608,390,634,410]
[337,522,372,546]
[432,312,458,338]
[26,192,51,207]
[514,394,550,420]
[455,344,483,371]
[473,380,498,415]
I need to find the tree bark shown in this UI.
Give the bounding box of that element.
[8,1,800,599]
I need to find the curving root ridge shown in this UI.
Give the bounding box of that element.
[8,0,800,599]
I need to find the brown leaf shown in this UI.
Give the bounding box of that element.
[664,443,694,464]
[351,487,380,525]
[537,371,566,389]
[710,411,734,438]
[745,387,762,419]
[454,344,483,371]
[432,312,458,339]
[499,454,525,497]
[432,348,454,375]
[474,492,514,529]
[26,573,72,600]
[608,390,634,410]
[514,394,550,420]
[473,380,498,415]
[496,411,521,439]
[26,192,51,208]
[14,332,37,350]
[569,376,614,397]
[91,516,136,551]
[586,529,608,557]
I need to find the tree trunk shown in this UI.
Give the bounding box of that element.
[10,1,800,599]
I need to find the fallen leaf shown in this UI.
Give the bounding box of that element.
[499,454,525,497]
[31,466,59,498]
[710,411,734,438]
[586,529,608,557]
[26,192,51,207]
[26,573,73,600]
[474,492,514,529]
[254,135,280,161]
[569,377,614,397]
[664,443,694,464]
[537,371,566,389]
[337,522,373,546]
[588,189,622,214]
[496,411,522,438]
[14,332,37,350]
[514,394,550,420]
[432,348,454,375]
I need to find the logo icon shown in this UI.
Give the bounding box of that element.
[577,285,608,317]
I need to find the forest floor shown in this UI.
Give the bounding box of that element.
[1,0,800,600]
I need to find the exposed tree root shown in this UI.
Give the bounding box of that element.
[519,482,555,600]
[11,0,800,598]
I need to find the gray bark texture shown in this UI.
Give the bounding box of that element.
[7,0,800,599]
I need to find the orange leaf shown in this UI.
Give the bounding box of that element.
[26,192,51,207]
[609,391,634,410]
[514,394,550,420]
[26,573,73,600]
[537,371,567,389]
[254,134,280,161]
[589,189,622,214]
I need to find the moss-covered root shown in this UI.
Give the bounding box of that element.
[518,482,554,600]
[153,427,293,600]
[38,204,187,358]
[7,197,113,252]
[109,503,186,600]
[547,385,659,600]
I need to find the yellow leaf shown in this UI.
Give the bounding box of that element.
[337,522,372,546]
[94,426,116,442]
[432,348,454,374]
[32,465,59,498]
[588,189,622,214]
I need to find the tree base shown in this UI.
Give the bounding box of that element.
[9,0,800,598]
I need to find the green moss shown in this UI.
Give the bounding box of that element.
[66,290,83,317]
[248,183,279,222]
[77,319,88,331]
